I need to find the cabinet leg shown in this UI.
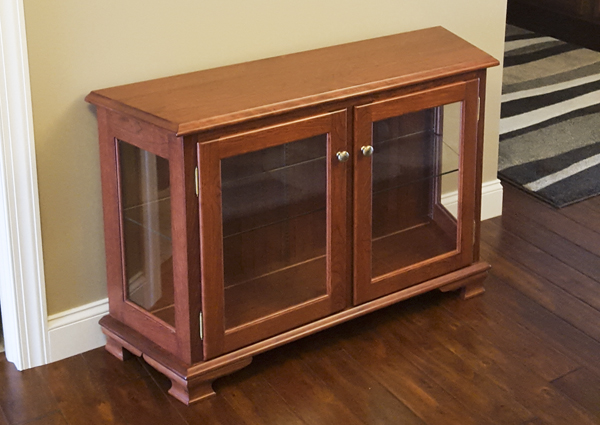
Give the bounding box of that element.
[102,329,142,361]
[168,374,217,405]
[439,268,488,300]
[460,281,485,300]
[104,332,142,361]
[144,355,253,405]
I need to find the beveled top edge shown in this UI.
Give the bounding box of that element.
[86,26,499,135]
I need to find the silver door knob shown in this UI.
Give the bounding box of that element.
[361,145,374,157]
[336,151,350,162]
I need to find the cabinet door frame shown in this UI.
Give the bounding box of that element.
[198,110,348,359]
[353,79,480,304]
[98,111,197,362]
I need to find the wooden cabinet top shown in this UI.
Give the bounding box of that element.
[85,26,498,136]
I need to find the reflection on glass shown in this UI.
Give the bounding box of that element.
[119,140,175,327]
[221,135,328,330]
[371,102,461,278]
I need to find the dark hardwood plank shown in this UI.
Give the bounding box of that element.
[498,209,600,281]
[559,200,600,233]
[477,275,600,379]
[584,195,600,213]
[216,367,307,425]
[0,354,59,425]
[503,188,600,258]
[255,351,366,425]
[39,354,129,425]
[552,367,600,420]
[482,217,600,311]
[296,337,427,425]
[373,305,538,424]
[438,290,579,382]
[23,412,69,425]
[80,350,188,425]
[397,297,596,425]
[480,238,600,343]
[332,311,501,425]
[98,374,189,425]
[81,348,150,383]
[520,419,552,425]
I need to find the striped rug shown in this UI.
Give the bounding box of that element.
[499,25,600,207]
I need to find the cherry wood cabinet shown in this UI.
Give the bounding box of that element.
[86,26,498,404]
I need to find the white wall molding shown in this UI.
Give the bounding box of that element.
[442,179,504,221]
[480,179,504,220]
[47,299,107,362]
[0,0,49,369]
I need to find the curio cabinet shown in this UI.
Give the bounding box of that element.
[86,26,498,404]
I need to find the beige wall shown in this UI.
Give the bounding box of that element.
[24,0,507,315]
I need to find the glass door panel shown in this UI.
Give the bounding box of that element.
[119,140,175,328]
[371,102,461,278]
[353,81,478,305]
[220,135,328,330]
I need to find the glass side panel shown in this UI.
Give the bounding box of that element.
[119,140,175,327]
[221,135,328,330]
[371,102,461,279]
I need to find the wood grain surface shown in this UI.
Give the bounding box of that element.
[85,27,497,135]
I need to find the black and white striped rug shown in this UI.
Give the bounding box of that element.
[499,25,600,207]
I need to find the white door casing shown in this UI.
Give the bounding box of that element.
[0,0,49,369]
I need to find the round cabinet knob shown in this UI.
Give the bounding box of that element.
[336,151,350,162]
[361,145,374,157]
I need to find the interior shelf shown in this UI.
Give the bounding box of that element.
[224,256,327,330]
[372,214,457,278]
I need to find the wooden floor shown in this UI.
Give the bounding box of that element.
[2,183,600,424]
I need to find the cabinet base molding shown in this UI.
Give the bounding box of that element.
[100,261,490,405]
[438,268,487,299]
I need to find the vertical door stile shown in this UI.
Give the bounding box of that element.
[327,110,349,311]
[197,140,226,360]
[459,78,483,265]
[352,106,374,305]
[170,135,203,364]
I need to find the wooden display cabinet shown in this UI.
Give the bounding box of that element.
[86,27,498,404]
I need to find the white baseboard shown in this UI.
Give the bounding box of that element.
[480,179,504,220]
[47,298,108,363]
[442,178,503,221]
[46,180,503,363]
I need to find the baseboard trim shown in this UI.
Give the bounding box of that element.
[47,298,108,363]
[480,179,504,220]
[442,179,503,221]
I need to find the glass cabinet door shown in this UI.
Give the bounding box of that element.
[353,80,480,304]
[199,111,347,358]
[220,136,328,329]
[119,140,176,328]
